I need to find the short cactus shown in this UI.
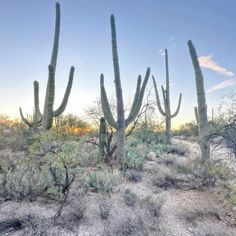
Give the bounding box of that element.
[152,49,182,144]
[100,15,150,165]
[19,2,75,130]
[188,40,210,160]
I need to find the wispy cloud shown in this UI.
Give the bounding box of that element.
[159,49,165,56]
[198,55,234,77]
[207,78,236,93]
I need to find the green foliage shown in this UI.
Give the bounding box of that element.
[98,198,112,219]
[87,170,121,193]
[125,145,146,170]
[123,189,137,206]
[0,116,32,151]
[124,170,141,182]
[140,196,163,218]
[175,122,198,137]
[205,160,231,181]
[132,128,165,145]
[3,158,53,200]
[46,186,63,200]
[227,184,236,205]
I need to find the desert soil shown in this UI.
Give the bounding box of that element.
[0,137,236,235]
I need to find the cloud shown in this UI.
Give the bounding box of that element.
[207,78,236,93]
[198,55,234,77]
[159,49,165,56]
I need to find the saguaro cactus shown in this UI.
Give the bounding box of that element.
[99,117,106,160]
[152,49,182,144]
[188,40,210,160]
[19,2,75,130]
[100,15,150,164]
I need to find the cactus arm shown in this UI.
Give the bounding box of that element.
[50,2,60,70]
[33,80,42,121]
[53,66,75,117]
[100,74,119,129]
[171,93,182,118]
[42,64,55,130]
[126,67,150,126]
[152,76,166,116]
[19,107,34,127]
[194,106,199,124]
[161,85,170,117]
[125,75,141,125]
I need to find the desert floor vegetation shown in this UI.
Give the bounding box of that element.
[0,2,236,236]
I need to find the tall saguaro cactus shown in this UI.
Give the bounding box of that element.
[152,49,182,144]
[188,40,210,160]
[100,15,150,164]
[19,2,75,130]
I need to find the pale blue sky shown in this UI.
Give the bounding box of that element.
[0,0,235,126]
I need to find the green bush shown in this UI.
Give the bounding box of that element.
[125,146,146,170]
[123,189,137,206]
[0,116,32,151]
[86,170,121,193]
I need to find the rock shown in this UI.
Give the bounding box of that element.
[147,152,156,161]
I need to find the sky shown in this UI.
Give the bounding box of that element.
[0,0,235,128]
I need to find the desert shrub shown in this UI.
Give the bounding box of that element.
[174,121,198,137]
[87,170,121,193]
[132,128,165,146]
[0,116,32,151]
[162,144,187,156]
[226,184,236,205]
[184,208,220,224]
[97,198,112,220]
[3,158,53,200]
[123,189,137,207]
[104,216,148,236]
[125,146,146,170]
[1,136,78,200]
[28,129,71,155]
[124,170,141,182]
[140,196,163,218]
[55,114,93,136]
[69,197,87,221]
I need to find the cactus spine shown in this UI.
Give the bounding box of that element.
[152,49,182,144]
[100,15,150,164]
[188,40,210,160]
[19,2,75,130]
[99,117,106,160]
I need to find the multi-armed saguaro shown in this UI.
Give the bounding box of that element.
[19,2,75,130]
[152,49,182,144]
[188,40,210,160]
[100,15,150,164]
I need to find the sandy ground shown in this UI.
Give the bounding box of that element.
[0,138,236,235]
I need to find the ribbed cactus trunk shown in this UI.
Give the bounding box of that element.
[188,40,210,161]
[99,117,106,160]
[111,15,126,163]
[100,15,150,167]
[153,49,182,145]
[165,51,171,144]
[19,3,75,131]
